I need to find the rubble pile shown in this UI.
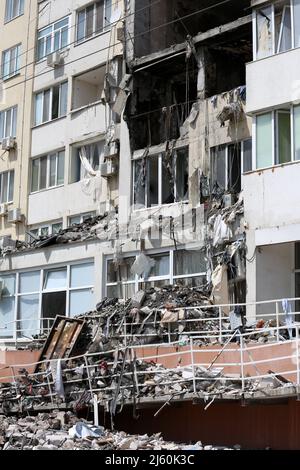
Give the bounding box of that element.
[0,411,229,450]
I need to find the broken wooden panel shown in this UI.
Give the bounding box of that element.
[35,316,85,372]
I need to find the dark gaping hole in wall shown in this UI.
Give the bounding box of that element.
[134,0,251,58]
[127,55,198,151]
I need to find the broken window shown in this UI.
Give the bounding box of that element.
[31,150,65,192]
[0,170,14,203]
[275,1,292,53]
[256,6,273,59]
[133,147,189,209]
[256,112,273,169]
[34,82,68,126]
[210,140,250,194]
[37,16,70,61]
[72,66,105,110]
[18,271,40,338]
[69,212,96,226]
[106,250,206,299]
[76,0,112,43]
[28,221,63,240]
[70,140,104,183]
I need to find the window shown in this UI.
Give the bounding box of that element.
[210,140,252,194]
[0,106,17,140]
[34,82,68,126]
[76,0,112,43]
[5,0,24,23]
[29,221,63,240]
[2,44,20,80]
[69,212,96,226]
[106,249,206,299]
[0,262,95,340]
[31,150,64,192]
[255,106,300,169]
[0,170,14,203]
[70,140,104,183]
[255,0,300,60]
[37,16,70,61]
[133,147,189,209]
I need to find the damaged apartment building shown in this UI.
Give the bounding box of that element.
[2,0,300,451]
[0,0,253,344]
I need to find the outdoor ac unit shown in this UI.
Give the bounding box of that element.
[100,160,118,178]
[47,51,64,67]
[104,141,119,158]
[7,208,22,223]
[2,137,16,151]
[0,203,8,216]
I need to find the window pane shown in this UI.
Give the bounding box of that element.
[70,262,94,288]
[211,146,226,191]
[54,18,69,30]
[54,31,60,52]
[162,154,174,204]
[275,2,291,53]
[41,227,49,236]
[228,143,241,193]
[0,111,5,139]
[59,82,68,117]
[174,250,206,276]
[3,50,10,79]
[18,294,40,338]
[19,271,40,293]
[8,170,14,202]
[295,242,300,269]
[5,108,11,137]
[19,0,24,15]
[39,156,47,190]
[243,139,252,173]
[134,159,146,207]
[256,7,273,59]
[107,283,135,299]
[176,148,189,201]
[0,297,15,338]
[294,0,300,47]
[96,1,104,32]
[0,274,16,296]
[147,155,159,207]
[105,0,112,28]
[2,172,8,202]
[77,10,85,41]
[31,159,39,192]
[49,153,56,186]
[148,253,169,278]
[5,0,13,22]
[44,269,67,290]
[69,289,94,316]
[35,92,43,125]
[86,5,94,37]
[52,222,62,234]
[277,111,291,164]
[57,151,64,185]
[52,86,59,120]
[69,215,81,225]
[43,89,51,122]
[45,35,52,55]
[12,107,17,137]
[256,113,272,169]
[107,257,135,283]
[175,276,205,288]
[61,27,68,48]
[294,105,300,160]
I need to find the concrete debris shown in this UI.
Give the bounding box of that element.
[0,412,237,451]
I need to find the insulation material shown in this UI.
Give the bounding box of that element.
[217,102,243,126]
[211,264,230,315]
[180,102,199,138]
[130,253,155,278]
[212,214,232,247]
[113,74,132,116]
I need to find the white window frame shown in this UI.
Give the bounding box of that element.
[0,106,17,141]
[2,44,21,80]
[0,260,95,342]
[5,0,24,23]
[254,105,300,170]
[31,150,65,193]
[76,0,112,44]
[105,249,206,298]
[0,170,14,204]
[29,220,63,239]
[132,147,189,210]
[34,82,68,126]
[37,15,70,61]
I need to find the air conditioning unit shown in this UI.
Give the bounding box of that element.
[100,160,118,178]
[47,51,64,68]
[0,203,8,216]
[7,208,22,223]
[2,137,16,151]
[104,141,119,158]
